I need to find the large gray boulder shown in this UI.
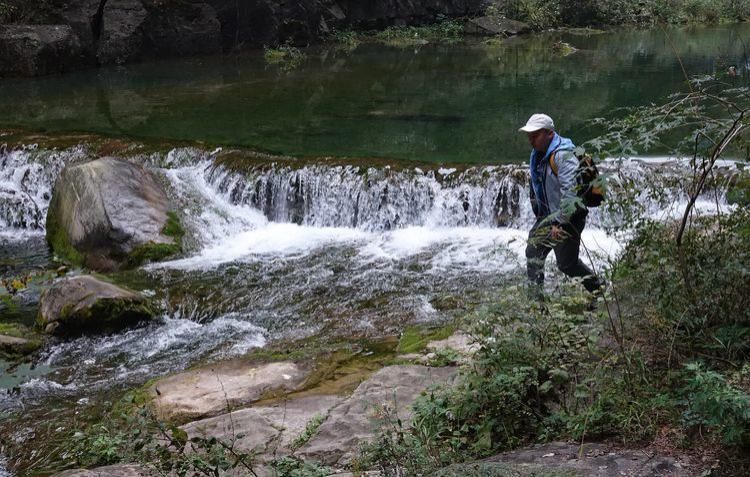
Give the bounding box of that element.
[46,157,181,271]
[0,25,88,77]
[37,275,155,335]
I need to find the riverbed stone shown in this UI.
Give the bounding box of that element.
[296,365,458,466]
[150,361,309,423]
[54,464,151,477]
[46,156,180,271]
[182,394,344,458]
[0,25,88,77]
[0,334,42,357]
[37,275,155,335]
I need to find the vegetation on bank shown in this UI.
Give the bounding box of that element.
[494,0,749,30]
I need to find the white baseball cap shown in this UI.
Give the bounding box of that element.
[519,113,555,133]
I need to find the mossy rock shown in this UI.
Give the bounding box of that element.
[37,275,155,336]
[398,325,456,354]
[46,157,181,271]
[0,334,42,358]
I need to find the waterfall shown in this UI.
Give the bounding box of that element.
[201,163,533,231]
[0,145,88,236]
[0,145,736,240]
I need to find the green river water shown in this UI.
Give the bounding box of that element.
[0,24,748,163]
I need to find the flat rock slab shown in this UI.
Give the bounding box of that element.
[482,441,692,477]
[37,275,154,335]
[150,361,308,423]
[297,365,458,466]
[54,464,150,476]
[182,394,344,459]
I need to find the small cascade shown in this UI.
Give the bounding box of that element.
[202,163,533,231]
[0,145,88,235]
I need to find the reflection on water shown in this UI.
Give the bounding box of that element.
[0,25,748,163]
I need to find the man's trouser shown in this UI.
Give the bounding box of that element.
[525,212,602,293]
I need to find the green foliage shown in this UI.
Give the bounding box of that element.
[290,414,325,451]
[72,405,258,476]
[503,0,562,30]
[680,362,750,445]
[271,456,334,477]
[427,348,461,367]
[499,0,748,27]
[615,209,750,362]
[361,287,635,474]
[374,20,464,46]
[727,173,750,206]
[264,44,306,70]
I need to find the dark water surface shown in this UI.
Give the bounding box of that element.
[0,25,748,163]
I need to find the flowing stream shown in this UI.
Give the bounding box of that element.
[0,141,738,474]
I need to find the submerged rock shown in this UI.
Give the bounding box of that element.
[46,156,182,271]
[37,275,155,335]
[149,361,309,423]
[0,25,89,77]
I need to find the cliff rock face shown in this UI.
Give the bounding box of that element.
[0,0,483,76]
[0,24,89,76]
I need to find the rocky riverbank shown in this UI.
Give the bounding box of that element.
[0,0,487,76]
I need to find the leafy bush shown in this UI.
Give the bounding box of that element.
[73,404,259,476]
[615,209,750,363]
[264,44,306,70]
[680,362,750,446]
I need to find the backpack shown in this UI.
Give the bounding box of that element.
[549,150,604,207]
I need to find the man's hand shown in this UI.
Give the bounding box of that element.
[550,225,565,241]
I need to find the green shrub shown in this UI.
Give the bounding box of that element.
[264,44,306,70]
[680,362,750,446]
[615,209,750,363]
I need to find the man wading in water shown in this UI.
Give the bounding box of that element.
[520,113,604,299]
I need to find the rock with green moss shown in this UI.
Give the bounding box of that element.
[46,157,182,271]
[37,275,155,335]
[0,334,42,357]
